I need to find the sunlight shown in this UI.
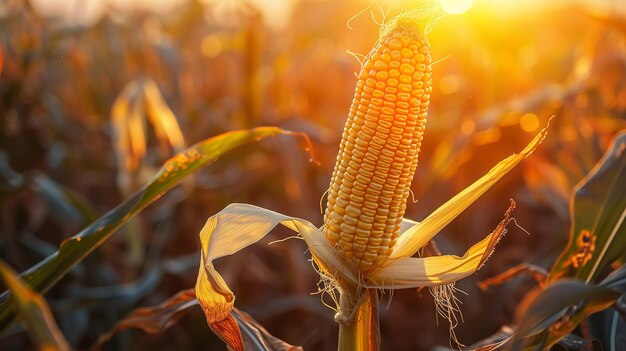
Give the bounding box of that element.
[439,0,474,14]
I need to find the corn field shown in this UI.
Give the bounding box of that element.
[0,0,625,350]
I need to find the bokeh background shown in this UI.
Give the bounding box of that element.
[1,0,625,349]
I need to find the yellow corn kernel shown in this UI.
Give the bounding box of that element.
[323,20,432,272]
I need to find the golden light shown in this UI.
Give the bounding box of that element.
[439,74,460,95]
[439,0,475,14]
[461,119,476,135]
[520,113,540,133]
[201,35,222,58]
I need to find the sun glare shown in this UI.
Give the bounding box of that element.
[439,0,475,14]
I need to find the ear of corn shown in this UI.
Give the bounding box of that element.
[323,19,432,272]
[189,10,549,351]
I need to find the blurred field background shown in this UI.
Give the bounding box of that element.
[1,0,625,349]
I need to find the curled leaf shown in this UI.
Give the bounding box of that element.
[195,204,358,324]
[209,313,244,351]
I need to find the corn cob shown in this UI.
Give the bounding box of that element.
[323,18,432,272]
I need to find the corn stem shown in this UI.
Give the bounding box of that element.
[338,289,380,351]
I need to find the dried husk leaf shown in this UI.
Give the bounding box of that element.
[391,124,549,259]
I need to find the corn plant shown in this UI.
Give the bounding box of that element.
[193,9,549,351]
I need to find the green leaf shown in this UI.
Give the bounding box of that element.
[0,127,306,333]
[512,131,626,350]
[515,281,619,339]
[511,280,620,350]
[548,131,626,284]
[600,263,626,291]
[587,265,626,350]
[0,261,70,351]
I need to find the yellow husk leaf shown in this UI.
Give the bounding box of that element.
[390,124,549,259]
[369,243,488,288]
[195,203,358,324]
